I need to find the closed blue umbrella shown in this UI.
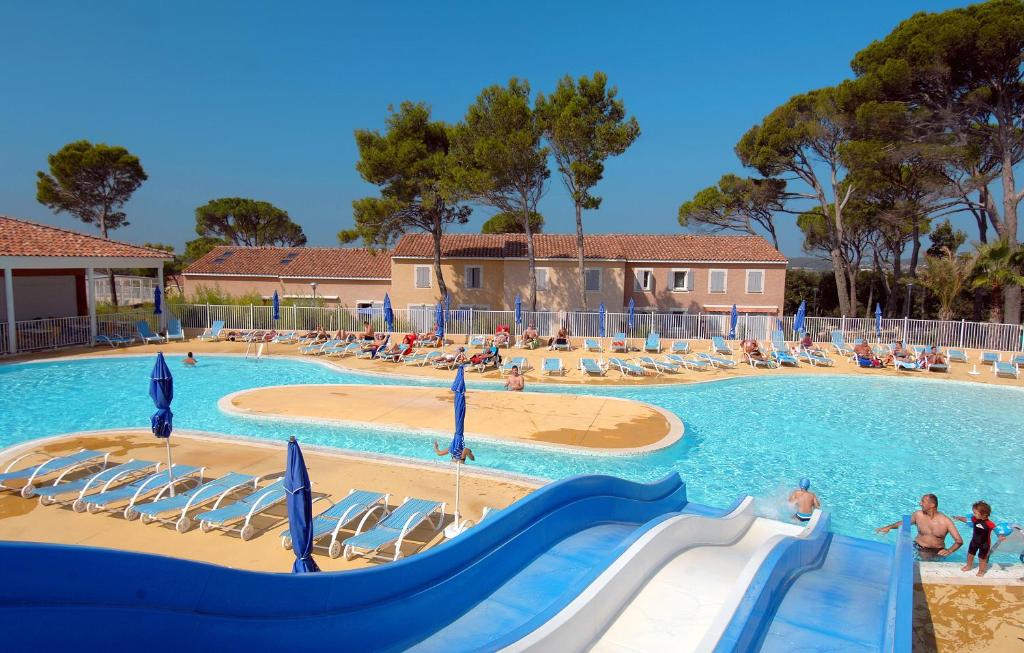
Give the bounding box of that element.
[153,287,162,315]
[148,353,176,496]
[627,298,635,331]
[285,436,320,573]
[729,304,738,339]
[272,291,280,322]
[793,300,806,336]
[449,368,467,532]
[875,303,883,341]
[514,294,522,326]
[450,363,466,394]
[598,302,606,338]
[383,293,394,333]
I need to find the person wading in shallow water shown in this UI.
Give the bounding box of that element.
[877,493,962,561]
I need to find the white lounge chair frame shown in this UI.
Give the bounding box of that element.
[0,449,111,499]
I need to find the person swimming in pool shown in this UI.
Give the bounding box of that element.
[183,352,197,366]
[876,493,963,561]
[789,478,820,522]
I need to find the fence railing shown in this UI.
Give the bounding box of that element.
[168,304,1024,353]
[2,305,1022,355]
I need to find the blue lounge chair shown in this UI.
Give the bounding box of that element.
[325,342,360,358]
[1011,354,1024,366]
[357,339,389,359]
[711,336,734,355]
[240,330,266,342]
[830,330,854,356]
[643,332,661,353]
[131,472,257,533]
[664,353,711,371]
[342,497,446,561]
[0,449,110,499]
[136,321,165,344]
[550,336,572,351]
[468,334,488,348]
[404,351,443,366]
[946,348,968,363]
[578,358,606,376]
[96,334,134,348]
[894,359,924,371]
[165,318,185,342]
[745,349,779,369]
[197,320,225,342]
[281,489,390,558]
[35,459,158,510]
[378,343,412,362]
[796,348,834,367]
[697,352,738,368]
[608,357,647,376]
[610,332,628,353]
[83,464,204,519]
[981,351,1000,365]
[500,356,529,375]
[769,331,799,367]
[272,331,298,344]
[670,340,691,354]
[196,478,288,541]
[542,357,566,375]
[303,339,341,355]
[583,338,603,352]
[637,355,678,375]
[994,359,1019,379]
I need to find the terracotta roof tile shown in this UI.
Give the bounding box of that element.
[0,215,173,259]
[392,233,787,263]
[184,246,391,279]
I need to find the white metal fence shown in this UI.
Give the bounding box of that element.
[1,305,1022,355]
[169,304,1024,352]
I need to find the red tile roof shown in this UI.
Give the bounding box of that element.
[184,246,392,279]
[0,215,174,259]
[392,233,787,262]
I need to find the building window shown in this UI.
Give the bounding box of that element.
[709,269,727,293]
[671,269,692,292]
[414,265,431,289]
[465,265,483,289]
[633,268,654,292]
[584,268,602,292]
[746,269,765,294]
[671,308,689,315]
[536,268,550,291]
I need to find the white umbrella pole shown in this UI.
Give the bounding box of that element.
[454,458,462,525]
[164,439,176,497]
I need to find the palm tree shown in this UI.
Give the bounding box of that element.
[970,240,1024,323]
[919,248,973,321]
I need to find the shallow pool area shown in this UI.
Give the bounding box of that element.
[1,354,1021,561]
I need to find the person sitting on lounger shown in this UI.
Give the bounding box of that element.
[799,334,825,355]
[505,366,524,391]
[360,321,375,341]
[436,346,466,366]
[854,341,883,367]
[521,323,540,349]
[334,329,354,342]
[926,347,945,367]
[743,339,768,362]
[884,341,911,366]
[308,325,328,341]
[433,439,475,462]
[493,327,510,348]
[548,328,569,350]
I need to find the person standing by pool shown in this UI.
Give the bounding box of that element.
[877,494,963,561]
[953,501,1002,577]
[505,366,524,391]
[183,352,197,367]
[789,478,820,522]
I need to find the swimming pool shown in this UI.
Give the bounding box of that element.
[1,354,1021,561]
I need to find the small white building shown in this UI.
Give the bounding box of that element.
[0,215,172,354]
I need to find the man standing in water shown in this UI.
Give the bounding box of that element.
[789,478,820,522]
[877,494,963,561]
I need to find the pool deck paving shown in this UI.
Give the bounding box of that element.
[222,384,681,453]
[0,431,540,573]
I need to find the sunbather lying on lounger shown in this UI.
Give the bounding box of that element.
[799,334,825,355]
[742,339,769,362]
[854,341,884,367]
[926,347,946,367]
[884,341,912,366]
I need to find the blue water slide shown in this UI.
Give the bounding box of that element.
[715,514,913,652]
[0,473,729,651]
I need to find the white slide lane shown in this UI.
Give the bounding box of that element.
[503,498,812,653]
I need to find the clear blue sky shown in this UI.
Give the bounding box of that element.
[0,0,973,256]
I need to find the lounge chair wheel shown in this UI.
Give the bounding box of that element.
[200,521,213,533]
[39,494,55,506]
[240,524,255,541]
[124,506,138,520]
[329,541,342,559]
[141,513,153,525]
[176,516,191,533]
[343,545,354,561]
[72,499,87,513]
[20,484,35,499]
[281,535,292,550]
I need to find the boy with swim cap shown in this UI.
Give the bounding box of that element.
[789,478,820,522]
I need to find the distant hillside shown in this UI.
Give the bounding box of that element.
[787,256,833,271]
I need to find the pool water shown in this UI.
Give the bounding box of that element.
[1,354,1021,562]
